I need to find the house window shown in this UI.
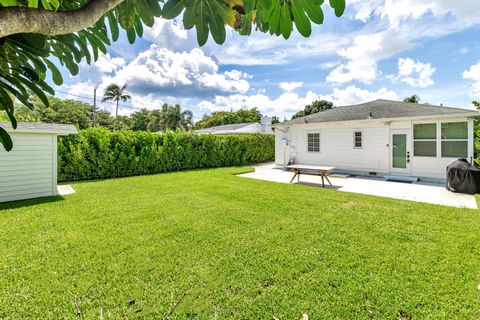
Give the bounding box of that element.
[413,123,436,157]
[441,122,468,158]
[354,131,363,148]
[307,133,320,152]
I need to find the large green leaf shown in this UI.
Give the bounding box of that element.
[299,0,323,24]
[206,1,226,44]
[280,3,292,39]
[329,0,345,17]
[243,0,256,13]
[162,0,186,19]
[195,0,209,46]
[0,127,13,152]
[269,3,281,34]
[126,27,137,44]
[118,0,136,29]
[44,60,63,85]
[135,0,155,27]
[0,0,17,6]
[134,16,144,37]
[146,0,162,16]
[291,0,311,37]
[107,12,120,41]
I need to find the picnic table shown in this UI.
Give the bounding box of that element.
[286,164,335,188]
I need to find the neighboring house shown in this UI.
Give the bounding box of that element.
[274,99,480,182]
[196,116,273,135]
[0,122,77,203]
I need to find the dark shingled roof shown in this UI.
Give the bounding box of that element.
[281,99,479,125]
[0,122,77,134]
[195,123,252,132]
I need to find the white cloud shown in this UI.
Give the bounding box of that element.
[142,18,196,51]
[94,53,126,73]
[350,0,480,26]
[394,58,436,88]
[463,62,480,96]
[328,0,480,85]
[97,44,250,102]
[321,85,399,106]
[198,85,398,118]
[279,81,303,92]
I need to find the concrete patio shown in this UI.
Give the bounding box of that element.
[238,163,478,209]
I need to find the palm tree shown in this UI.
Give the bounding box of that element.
[403,95,420,104]
[157,103,193,132]
[102,83,131,119]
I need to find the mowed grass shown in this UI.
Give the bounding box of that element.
[1,167,480,319]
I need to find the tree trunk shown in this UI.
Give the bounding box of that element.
[0,0,125,38]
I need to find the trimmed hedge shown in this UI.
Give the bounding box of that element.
[58,127,275,181]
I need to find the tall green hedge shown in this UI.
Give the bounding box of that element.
[58,127,275,181]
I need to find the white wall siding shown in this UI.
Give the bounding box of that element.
[275,116,475,182]
[0,132,57,203]
[287,123,390,173]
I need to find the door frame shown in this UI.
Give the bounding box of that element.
[389,129,411,174]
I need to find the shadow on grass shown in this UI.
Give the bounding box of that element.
[295,181,343,190]
[0,195,64,211]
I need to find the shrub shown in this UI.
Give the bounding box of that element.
[58,127,275,181]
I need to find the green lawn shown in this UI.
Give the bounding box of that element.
[1,167,480,319]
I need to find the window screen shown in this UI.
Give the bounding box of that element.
[354,131,362,148]
[307,133,320,152]
[413,123,436,157]
[441,122,468,157]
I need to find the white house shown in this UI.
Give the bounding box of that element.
[196,116,273,135]
[0,122,77,203]
[274,99,480,182]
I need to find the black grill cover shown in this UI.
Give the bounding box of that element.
[446,159,480,194]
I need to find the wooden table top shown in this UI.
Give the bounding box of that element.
[286,165,336,171]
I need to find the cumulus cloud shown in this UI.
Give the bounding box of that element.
[463,62,480,96]
[198,85,398,118]
[94,53,126,73]
[327,0,480,85]
[142,18,197,51]
[393,58,436,88]
[102,45,250,98]
[279,81,303,92]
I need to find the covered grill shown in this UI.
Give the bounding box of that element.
[446,159,480,194]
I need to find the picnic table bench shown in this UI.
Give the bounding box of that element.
[286,164,335,188]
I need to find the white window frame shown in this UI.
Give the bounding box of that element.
[440,121,469,158]
[353,130,363,149]
[412,122,437,158]
[306,132,320,153]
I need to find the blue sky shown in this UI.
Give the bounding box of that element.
[56,0,480,121]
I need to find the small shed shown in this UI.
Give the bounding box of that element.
[0,122,77,203]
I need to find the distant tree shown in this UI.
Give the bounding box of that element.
[145,104,193,132]
[112,116,132,131]
[130,108,151,131]
[32,96,93,129]
[95,110,115,129]
[473,101,480,110]
[195,108,262,129]
[292,100,333,119]
[272,116,280,124]
[147,110,162,132]
[102,84,131,119]
[403,95,421,103]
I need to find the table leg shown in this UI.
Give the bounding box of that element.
[321,174,325,188]
[323,171,332,186]
[289,170,298,183]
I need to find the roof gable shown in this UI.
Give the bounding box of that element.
[282,99,479,125]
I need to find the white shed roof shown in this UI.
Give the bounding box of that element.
[0,122,78,135]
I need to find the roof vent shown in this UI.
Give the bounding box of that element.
[367,112,374,119]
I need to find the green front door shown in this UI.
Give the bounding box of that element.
[392,134,407,169]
